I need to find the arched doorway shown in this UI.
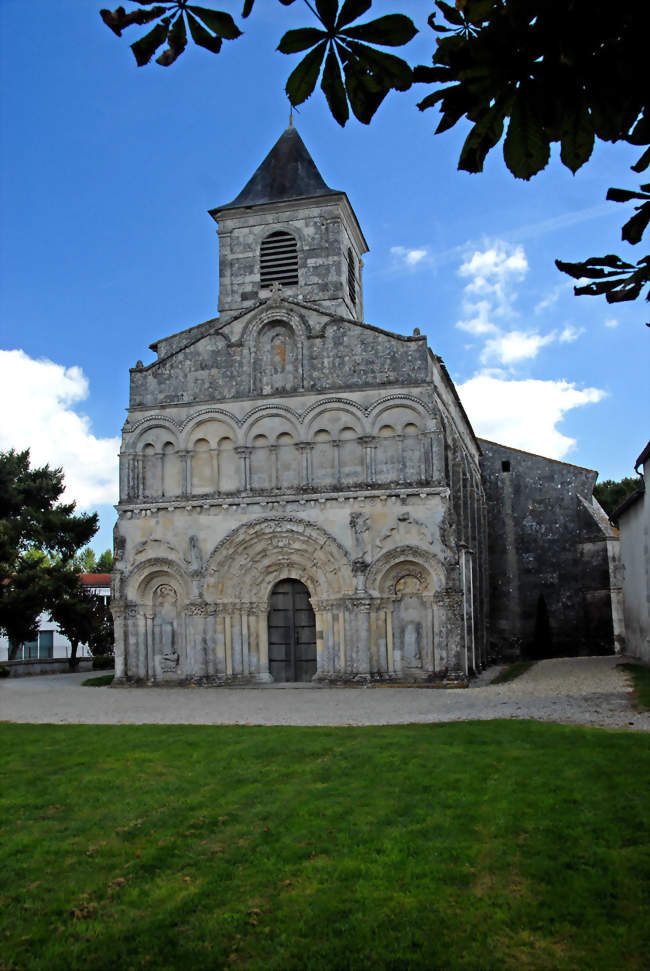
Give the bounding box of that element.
[268,579,316,682]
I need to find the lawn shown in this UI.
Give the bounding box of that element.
[1,721,649,970]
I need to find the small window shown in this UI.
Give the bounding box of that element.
[501,460,511,472]
[260,231,298,288]
[347,247,356,306]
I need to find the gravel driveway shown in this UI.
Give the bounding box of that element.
[1,655,648,730]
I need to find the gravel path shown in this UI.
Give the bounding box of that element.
[1,655,648,730]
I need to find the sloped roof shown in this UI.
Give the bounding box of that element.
[213,125,340,212]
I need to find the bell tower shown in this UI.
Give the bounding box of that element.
[209,125,368,321]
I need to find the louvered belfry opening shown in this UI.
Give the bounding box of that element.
[260,230,299,289]
[347,247,356,306]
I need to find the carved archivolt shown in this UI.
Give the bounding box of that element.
[124,556,192,604]
[366,545,446,597]
[204,516,354,602]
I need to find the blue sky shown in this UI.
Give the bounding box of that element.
[1,0,647,555]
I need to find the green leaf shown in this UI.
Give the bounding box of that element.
[285,40,328,106]
[341,15,417,47]
[622,203,650,246]
[278,28,327,55]
[632,146,650,174]
[130,20,170,66]
[186,10,222,52]
[156,13,187,65]
[503,95,550,180]
[555,256,634,280]
[559,101,594,174]
[315,0,338,31]
[241,0,255,16]
[321,47,349,126]
[344,40,412,91]
[100,6,169,38]
[186,6,241,39]
[341,51,387,124]
[336,0,372,31]
[458,104,505,174]
[412,65,450,84]
[435,1,465,27]
[607,187,650,204]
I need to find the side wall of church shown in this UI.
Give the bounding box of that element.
[479,440,619,659]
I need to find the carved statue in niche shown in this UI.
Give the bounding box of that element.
[350,511,371,561]
[188,534,202,575]
[259,322,297,394]
[153,583,179,673]
[395,574,424,668]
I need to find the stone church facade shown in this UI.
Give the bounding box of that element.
[111,126,619,685]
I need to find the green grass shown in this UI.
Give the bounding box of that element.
[81,675,115,687]
[491,660,538,684]
[1,722,649,970]
[620,662,650,710]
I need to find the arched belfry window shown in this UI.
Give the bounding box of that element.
[347,247,356,306]
[260,231,298,289]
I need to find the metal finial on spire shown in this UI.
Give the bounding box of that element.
[289,108,294,127]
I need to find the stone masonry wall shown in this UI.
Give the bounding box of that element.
[479,439,616,659]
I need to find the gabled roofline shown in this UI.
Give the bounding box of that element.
[477,438,597,474]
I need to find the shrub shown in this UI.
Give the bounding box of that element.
[0,665,10,678]
[92,655,115,671]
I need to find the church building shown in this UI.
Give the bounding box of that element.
[111,126,620,685]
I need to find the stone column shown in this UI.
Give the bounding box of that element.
[255,607,273,682]
[396,434,406,484]
[375,608,388,675]
[230,611,243,675]
[111,602,126,680]
[435,589,465,679]
[224,612,233,677]
[269,445,278,491]
[205,604,217,677]
[187,601,207,679]
[337,609,347,674]
[179,450,190,497]
[359,436,376,485]
[355,599,371,677]
[385,606,394,674]
[332,441,342,487]
[215,611,227,676]
[422,595,435,674]
[235,447,251,492]
[240,610,250,677]
[144,609,154,681]
[298,443,312,488]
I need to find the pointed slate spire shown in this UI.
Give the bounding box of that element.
[218,126,340,210]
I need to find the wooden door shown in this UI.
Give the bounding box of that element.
[268,579,316,682]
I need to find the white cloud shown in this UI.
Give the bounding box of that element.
[459,242,528,316]
[0,349,120,509]
[456,299,499,336]
[455,240,586,365]
[604,317,619,328]
[391,245,430,268]
[558,324,585,343]
[457,374,607,459]
[481,330,556,365]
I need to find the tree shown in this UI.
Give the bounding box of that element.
[0,450,98,647]
[75,547,114,573]
[99,1,649,322]
[50,582,114,667]
[96,549,114,573]
[593,476,641,518]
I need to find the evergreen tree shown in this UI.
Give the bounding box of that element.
[0,449,98,647]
